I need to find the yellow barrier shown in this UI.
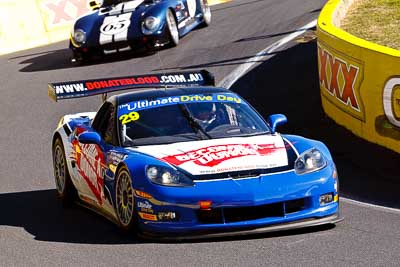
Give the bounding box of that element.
[0,0,230,55]
[0,0,94,55]
[317,0,400,153]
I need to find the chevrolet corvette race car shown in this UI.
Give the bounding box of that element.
[70,0,211,62]
[49,70,342,240]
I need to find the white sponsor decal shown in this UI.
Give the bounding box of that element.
[100,12,132,45]
[54,83,86,94]
[132,135,288,175]
[100,17,131,35]
[73,141,105,205]
[137,201,152,209]
[160,73,204,84]
[383,77,400,128]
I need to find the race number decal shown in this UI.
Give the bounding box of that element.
[100,13,132,44]
[100,18,131,35]
[119,112,140,125]
[186,0,197,17]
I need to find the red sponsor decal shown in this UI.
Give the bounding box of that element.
[43,0,90,25]
[72,128,105,204]
[161,143,283,167]
[85,76,160,90]
[318,45,360,110]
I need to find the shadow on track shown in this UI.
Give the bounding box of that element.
[0,189,140,244]
[11,48,72,72]
[12,45,155,73]
[153,51,279,71]
[0,189,337,244]
[230,39,400,209]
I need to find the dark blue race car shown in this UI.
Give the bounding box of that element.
[49,70,342,240]
[70,0,211,62]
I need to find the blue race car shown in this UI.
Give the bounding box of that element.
[70,0,211,62]
[49,70,342,240]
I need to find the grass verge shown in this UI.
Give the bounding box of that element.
[340,0,400,50]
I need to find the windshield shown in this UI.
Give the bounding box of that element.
[101,0,133,7]
[117,92,270,146]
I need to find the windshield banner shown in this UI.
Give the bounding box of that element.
[117,93,245,116]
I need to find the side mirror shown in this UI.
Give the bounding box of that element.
[268,114,287,134]
[78,131,102,145]
[89,1,100,10]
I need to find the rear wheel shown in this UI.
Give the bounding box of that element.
[166,9,179,47]
[53,138,77,206]
[200,0,211,26]
[115,167,137,231]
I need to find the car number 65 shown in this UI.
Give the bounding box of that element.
[100,18,131,35]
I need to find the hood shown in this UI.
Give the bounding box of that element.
[77,0,151,46]
[130,135,289,176]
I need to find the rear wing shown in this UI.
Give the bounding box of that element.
[48,70,215,102]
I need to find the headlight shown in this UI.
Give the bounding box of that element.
[294,148,326,175]
[73,29,86,44]
[146,165,194,187]
[142,16,160,34]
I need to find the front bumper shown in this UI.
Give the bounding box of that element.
[140,213,343,241]
[134,163,341,239]
[70,32,170,60]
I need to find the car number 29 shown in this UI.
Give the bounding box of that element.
[119,112,140,125]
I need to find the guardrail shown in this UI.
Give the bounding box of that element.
[317,0,400,154]
[0,0,228,56]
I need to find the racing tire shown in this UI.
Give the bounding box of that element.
[166,9,179,47]
[115,167,138,232]
[200,0,211,26]
[52,138,77,206]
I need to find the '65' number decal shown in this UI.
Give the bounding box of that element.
[100,18,131,35]
[119,112,140,125]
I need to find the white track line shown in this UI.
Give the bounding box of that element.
[218,19,317,88]
[219,18,400,214]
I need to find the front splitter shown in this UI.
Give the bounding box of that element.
[139,213,344,241]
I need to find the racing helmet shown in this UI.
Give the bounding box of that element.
[191,102,217,128]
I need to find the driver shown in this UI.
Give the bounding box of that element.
[191,102,217,129]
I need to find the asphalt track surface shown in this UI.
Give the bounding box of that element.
[0,0,399,266]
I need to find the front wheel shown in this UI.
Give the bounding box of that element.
[53,138,77,206]
[166,9,179,47]
[200,0,211,26]
[115,167,137,231]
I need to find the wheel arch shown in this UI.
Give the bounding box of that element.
[168,7,179,29]
[52,132,62,149]
[115,162,136,188]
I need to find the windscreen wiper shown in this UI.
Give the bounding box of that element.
[178,104,212,140]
